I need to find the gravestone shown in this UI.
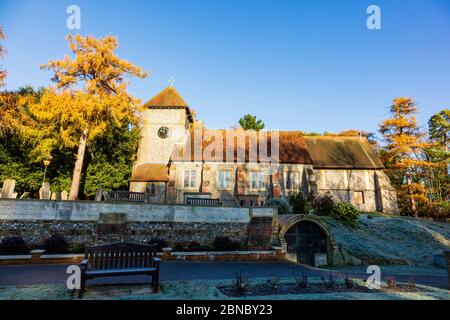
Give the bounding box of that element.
[95,188,104,201]
[39,182,51,200]
[51,192,61,200]
[61,190,68,200]
[1,179,17,199]
[19,192,30,199]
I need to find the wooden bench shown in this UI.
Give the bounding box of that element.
[186,197,221,206]
[79,242,161,298]
[104,191,149,203]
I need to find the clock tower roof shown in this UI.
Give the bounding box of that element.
[144,86,188,108]
[143,86,193,122]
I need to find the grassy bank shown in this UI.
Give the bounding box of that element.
[322,214,450,267]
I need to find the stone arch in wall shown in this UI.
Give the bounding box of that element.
[278,215,335,266]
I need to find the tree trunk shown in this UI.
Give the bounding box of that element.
[406,175,417,218]
[69,129,88,200]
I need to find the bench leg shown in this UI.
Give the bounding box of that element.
[152,273,159,293]
[78,274,86,299]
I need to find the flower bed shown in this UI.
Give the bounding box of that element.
[218,281,426,298]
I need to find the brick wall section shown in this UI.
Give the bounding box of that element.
[247,217,274,250]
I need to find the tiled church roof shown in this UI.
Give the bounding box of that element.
[143,86,188,107]
[304,136,384,169]
[131,164,170,182]
[171,129,313,164]
[143,86,193,122]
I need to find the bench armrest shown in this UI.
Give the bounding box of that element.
[152,257,161,268]
[80,259,89,270]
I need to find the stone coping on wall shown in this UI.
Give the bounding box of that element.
[0,199,275,223]
[0,198,279,209]
[0,249,285,265]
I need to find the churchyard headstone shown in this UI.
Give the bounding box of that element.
[51,192,62,200]
[61,190,69,200]
[19,192,30,199]
[1,179,17,199]
[39,182,51,200]
[95,188,104,201]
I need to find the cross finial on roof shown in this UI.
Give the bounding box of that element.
[168,77,175,87]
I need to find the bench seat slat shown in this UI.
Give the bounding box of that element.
[85,267,157,277]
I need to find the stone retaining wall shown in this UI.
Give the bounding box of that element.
[0,199,276,249]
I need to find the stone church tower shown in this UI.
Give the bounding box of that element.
[135,86,193,166]
[130,86,193,199]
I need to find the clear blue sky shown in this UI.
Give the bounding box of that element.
[1,0,450,136]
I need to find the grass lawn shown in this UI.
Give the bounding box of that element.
[322,214,450,266]
[0,284,73,300]
[1,278,448,300]
[327,264,447,277]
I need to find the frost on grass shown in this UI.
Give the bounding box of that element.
[118,278,449,300]
[330,264,447,276]
[0,285,72,300]
[323,215,450,266]
[1,279,447,300]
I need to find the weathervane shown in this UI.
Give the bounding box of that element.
[169,77,175,87]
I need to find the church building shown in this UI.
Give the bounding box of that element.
[130,86,399,214]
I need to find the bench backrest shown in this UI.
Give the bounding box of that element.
[186,197,220,206]
[84,242,158,270]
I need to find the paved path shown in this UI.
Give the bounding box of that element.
[0,261,448,289]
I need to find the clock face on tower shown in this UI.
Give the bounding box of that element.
[157,126,170,139]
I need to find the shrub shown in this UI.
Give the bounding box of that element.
[149,238,168,252]
[296,265,308,288]
[187,241,202,251]
[342,272,354,289]
[173,242,214,252]
[407,276,416,290]
[289,193,311,215]
[43,235,68,254]
[233,271,249,296]
[265,198,291,215]
[213,236,242,251]
[70,243,86,254]
[417,201,450,219]
[266,277,280,290]
[330,202,360,226]
[309,192,336,216]
[173,242,186,251]
[0,236,29,255]
[322,272,337,289]
[385,275,396,288]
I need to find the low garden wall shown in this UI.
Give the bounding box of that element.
[0,248,285,265]
[0,199,277,251]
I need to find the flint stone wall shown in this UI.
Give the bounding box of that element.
[0,199,276,249]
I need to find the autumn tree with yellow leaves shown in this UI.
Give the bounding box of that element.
[379,97,433,216]
[0,26,7,86]
[29,35,148,200]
